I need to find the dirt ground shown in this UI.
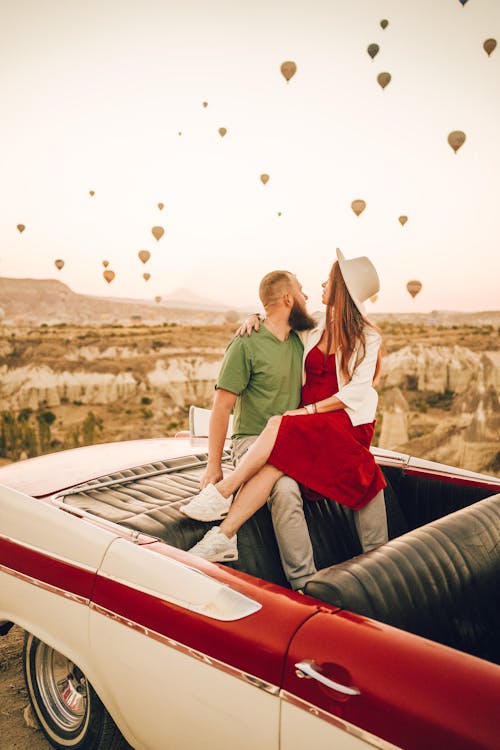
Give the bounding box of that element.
[0,625,52,750]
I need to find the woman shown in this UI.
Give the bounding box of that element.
[183,248,387,562]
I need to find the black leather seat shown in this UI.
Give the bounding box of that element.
[304,493,500,664]
[64,458,495,592]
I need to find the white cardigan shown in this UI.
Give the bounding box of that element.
[297,312,381,426]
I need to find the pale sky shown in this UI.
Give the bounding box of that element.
[1,0,499,313]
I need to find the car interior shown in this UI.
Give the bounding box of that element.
[58,454,500,665]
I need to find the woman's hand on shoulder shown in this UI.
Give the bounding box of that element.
[284,408,308,416]
[235,313,261,337]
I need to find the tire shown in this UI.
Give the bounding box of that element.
[23,632,130,750]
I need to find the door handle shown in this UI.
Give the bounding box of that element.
[294,660,360,696]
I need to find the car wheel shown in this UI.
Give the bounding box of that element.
[23,632,130,750]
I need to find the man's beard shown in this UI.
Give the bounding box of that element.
[288,300,316,331]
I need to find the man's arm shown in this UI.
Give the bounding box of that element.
[200,388,238,489]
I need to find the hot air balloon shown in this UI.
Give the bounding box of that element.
[280,61,297,82]
[155,295,162,303]
[380,19,389,29]
[157,202,164,210]
[399,215,408,226]
[448,130,466,153]
[17,224,25,233]
[143,273,151,282]
[367,43,379,60]
[277,211,282,216]
[102,260,109,268]
[152,226,164,241]
[103,270,115,284]
[89,190,95,196]
[138,250,151,264]
[54,259,64,271]
[407,280,422,298]
[370,295,378,303]
[458,0,468,5]
[202,101,208,108]
[260,174,269,185]
[351,199,366,217]
[377,72,391,90]
[483,38,497,57]
[178,131,182,136]
[218,127,227,138]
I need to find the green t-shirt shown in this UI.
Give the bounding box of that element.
[217,325,303,438]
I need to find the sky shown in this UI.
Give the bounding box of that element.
[0,0,499,313]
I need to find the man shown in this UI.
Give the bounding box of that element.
[182,270,318,591]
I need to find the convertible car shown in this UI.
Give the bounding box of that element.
[1,434,500,750]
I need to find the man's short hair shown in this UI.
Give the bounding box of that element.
[259,270,294,308]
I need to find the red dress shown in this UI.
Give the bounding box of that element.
[268,345,386,510]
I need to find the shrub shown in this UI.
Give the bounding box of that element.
[405,374,418,391]
[141,397,153,405]
[425,389,454,410]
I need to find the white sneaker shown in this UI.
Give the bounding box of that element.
[188,526,238,562]
[181,484,233,521]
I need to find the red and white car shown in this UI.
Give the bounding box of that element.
[1,436,499,750]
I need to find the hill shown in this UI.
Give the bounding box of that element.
[2,277,499,327]
[0,278,244,326]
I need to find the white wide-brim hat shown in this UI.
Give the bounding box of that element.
[336,248,380,316]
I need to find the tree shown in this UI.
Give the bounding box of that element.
[81,411,103,445]
[37,411,56,453]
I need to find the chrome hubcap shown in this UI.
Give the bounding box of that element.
[35,642,89,732]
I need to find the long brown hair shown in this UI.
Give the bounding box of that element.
[324,261,382,383]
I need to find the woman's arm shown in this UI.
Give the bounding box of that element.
[287,328,380,417]
[235,314,261,337]
[334,328,381,412]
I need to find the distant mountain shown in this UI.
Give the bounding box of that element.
[0,277,246,325]
[370,310,500,326]
[1,277,498,327]
[159,288,240,311]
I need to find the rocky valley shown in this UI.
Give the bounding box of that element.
[0,317,498,477]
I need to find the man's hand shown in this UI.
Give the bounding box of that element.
[235,314,260,337]
[200,465,224,489]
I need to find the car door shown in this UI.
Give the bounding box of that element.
[89,537,313,750]
[281,609,500,750]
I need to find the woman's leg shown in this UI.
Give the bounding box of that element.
[215,415,282,498]
[219,464,284,537]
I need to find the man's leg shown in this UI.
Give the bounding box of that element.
[354,490,388,552]
[233,437,316,591]
[267,475,317,591]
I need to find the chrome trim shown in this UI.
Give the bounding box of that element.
[370,446,410,467]
[97,565,262,622]
[0,534,96,573]
[50,454,232,504]
[49,455,234,542]
[294,660,360,695]
[281,691,402,750]
[89,601,280,695]
[0,563,89,607]
[50,502,149,543]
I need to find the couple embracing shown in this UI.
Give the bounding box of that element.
[182,248,387,591]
